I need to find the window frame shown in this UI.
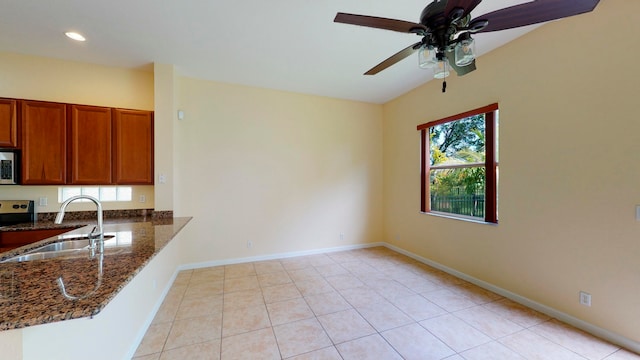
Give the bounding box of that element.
[417,103,498,223]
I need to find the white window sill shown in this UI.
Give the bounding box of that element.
[420,211,498,225]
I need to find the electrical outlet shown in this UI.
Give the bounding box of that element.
[139,195,146,203]
[339,233,344,240]
[579,291,592,307]
[247,240,253,249]
[38,197,48,206]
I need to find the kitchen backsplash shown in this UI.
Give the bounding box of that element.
[37,209,173,222]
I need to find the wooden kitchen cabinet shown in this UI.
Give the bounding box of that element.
[69,105,113,184]
[0,98,18,148]
[21,101,67,184]
[0,227,74,252]
[14,99,153,186]
[113,109,154,184]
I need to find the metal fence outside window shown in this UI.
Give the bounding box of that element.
[430,194,485,218]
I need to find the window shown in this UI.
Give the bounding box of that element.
[417,104,498,223]
[58,186,133,203]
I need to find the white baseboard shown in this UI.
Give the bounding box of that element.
[177,242,384,271]
[126,270,179,359]
[155,241,639,355]
[383,243,640,355]
[128,243,383,357]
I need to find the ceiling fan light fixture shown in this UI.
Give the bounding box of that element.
[334,0,602,91]
[455,36,475,67]
[418,46,437,69]
[433,57,450,79]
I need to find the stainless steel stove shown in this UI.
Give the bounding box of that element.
[0,200,35,227]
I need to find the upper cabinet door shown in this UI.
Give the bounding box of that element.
[113,109,154,184]
[69,105,113,184]
[21,101,67,184]
[0,99,18,148]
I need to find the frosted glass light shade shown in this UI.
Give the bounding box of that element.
[433,58,450,79]
[418,46,437,69]
[455,38,476,67]
[65,31,86,41]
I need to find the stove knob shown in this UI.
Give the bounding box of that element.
[20,204,27,209]
[12,204,19,209]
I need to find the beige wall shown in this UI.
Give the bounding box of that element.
[0,52,155,211]
[0,52,153,109]
[383,0,640,343]
[175,77,384,263]
[153,64,177,211]
[1,0,638,350]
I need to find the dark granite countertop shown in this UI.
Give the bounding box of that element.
[0,217,191,330]
[0,216,155,233]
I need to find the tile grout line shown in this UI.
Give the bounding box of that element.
[160,272,189,357]
[137,249,634,360]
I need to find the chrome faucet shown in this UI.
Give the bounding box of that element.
[55,195,104,253]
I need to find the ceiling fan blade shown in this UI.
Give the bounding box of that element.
[334,13,426,33]
[445,51,476,76]
[445,0,483,18]
[365,42,422,75]
[474,0,600,33]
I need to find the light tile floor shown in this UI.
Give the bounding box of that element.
[132,247,640,360]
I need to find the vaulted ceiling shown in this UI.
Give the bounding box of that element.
[0,1,548,103]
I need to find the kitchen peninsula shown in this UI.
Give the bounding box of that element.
[0,214,192,360]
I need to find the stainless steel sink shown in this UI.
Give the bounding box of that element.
[30,239,91,253]
[1,235,116,263]
[4,251,78,262]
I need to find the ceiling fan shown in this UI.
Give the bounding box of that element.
[334,0,600,92]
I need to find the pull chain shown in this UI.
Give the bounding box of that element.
[442,60,447,93]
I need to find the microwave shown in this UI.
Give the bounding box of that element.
[0,150,19,185]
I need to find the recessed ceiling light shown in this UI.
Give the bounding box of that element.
[65,31,86,42]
